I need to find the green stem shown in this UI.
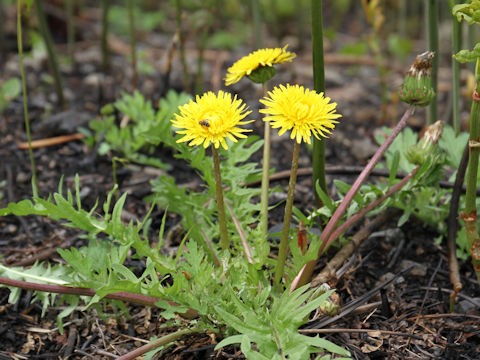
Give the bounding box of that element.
[449,0,462,135]
[274,141,301,287]
[33,0,65,108]
[311,0,327,206]
[426,0,438,125]
[17,0,38,197]
[117,328,198,360]
[212,146,229,250]
[251,0,263,49]
[66,0,75,66]
[464,59,480,284]
[260,82,270,240]
[127,0,137,89]
[101,0,110,71]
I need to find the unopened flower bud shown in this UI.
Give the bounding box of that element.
[399,51,436,106]
[406,120,443,165]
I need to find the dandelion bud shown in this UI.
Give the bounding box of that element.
[406,120,443,165]
[398,51,436,107]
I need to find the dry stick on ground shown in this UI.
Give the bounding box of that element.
[299,328,422,340]
[447,141,468,304]
[311,208,399,287]
[17,133,86,150]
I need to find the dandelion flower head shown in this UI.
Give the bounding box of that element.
[260,84,341,144]
[225,46,296,86]
[172,91,253,150]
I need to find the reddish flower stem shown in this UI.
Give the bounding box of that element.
[327,166,419,244]
[0,276,197,318]
[291,105,414,289]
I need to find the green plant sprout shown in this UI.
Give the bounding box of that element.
[311,0,328,206]
[449,0,463,135]
[426,0,439,125]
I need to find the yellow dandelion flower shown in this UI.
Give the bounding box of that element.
[260,84,341,144]
[172,91,253,150]
[225,45,296,86]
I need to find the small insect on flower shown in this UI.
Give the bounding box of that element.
[171,91,253,150]
[199,119,210,127]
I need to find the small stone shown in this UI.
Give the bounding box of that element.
[16,172,29,183]
[400,259,427,277]
[351,137,377,162]
[456,298,480,314]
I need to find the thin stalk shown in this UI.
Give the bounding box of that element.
[447,142,468,310]
[274,141,301,287]
[251,0,263,49]
[212,146,229,250]
[468,24,476,72]
[175,0,190,92]
[328,166,419,244]
[426,0,438,124]
[127,0,137,89]
[17,0,38,197]
[33,0,65,108]
[292,106,414,289]
[449,0,462,135]
[0,275,198,318]
[464,59,480,284]
[66,0,75,66]
[101,0,110,71]
[311,0,327,206]
[260,82,270,240]
[117,328,198,360]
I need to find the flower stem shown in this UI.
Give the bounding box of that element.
[426,0,438,124]
[212,146,229,250]
[311,0,327,206]
[291,106,414,289]
[0,275,197,318]
[251,0,263,49]
[117,328,198,360]
[260,82,270,240]
[17,0,38,197]
[449,0,462,135]
[274,141,301,287]
[464,59,480,285]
